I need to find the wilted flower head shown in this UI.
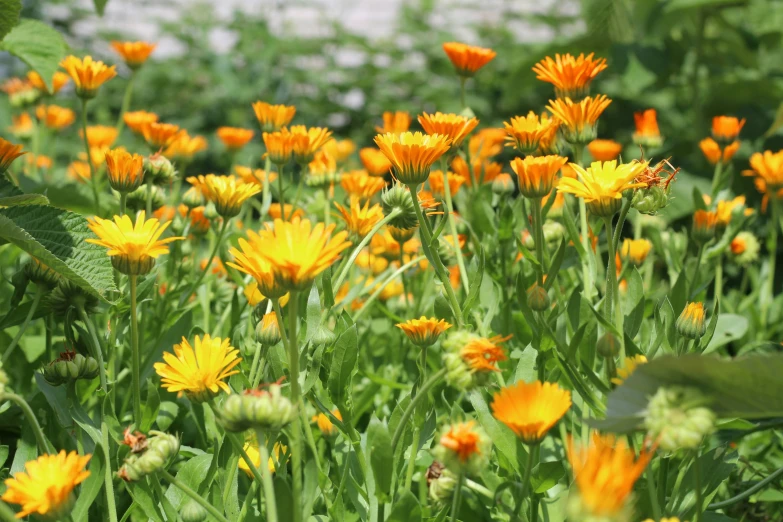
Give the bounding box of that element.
[547,95,612,145]
[442,42,496,77]
[532,53,607,99]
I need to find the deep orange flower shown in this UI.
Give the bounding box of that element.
[359,147,392,176]
[470,128,507,159]
[633,109,663,147]
[263,129,295,165]
[418,112,479,147]
[451,155,502,186]
[712,116,745,143]
[111,41,157,68]
[252,101,296,132]
[428,170,466,196]
[491,380,571,444]
[439,421,486,461]
[60,55,117,98]
[0,138,26,172]
[532,53,607,98]
[375,111,411,134]
[289,125,333,163]
[123,110,159,134]
[374,131,451,185]
[396,316,451,347]
[460,334,510,372]
[217,126,255,150]
[547,95,612,144]
[699,138,739,165]
[163,132,208,160]
[588,139,622,162]
[36,104,76,130]
[442,42,496,77]
[81,125,119,149]
[510,155,568,199]
[141,122,182,150]
[105,149,145,193]
[8,113,33,139]
[341,170,387,199]
[27,71,70,94]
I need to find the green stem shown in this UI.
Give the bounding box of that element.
[694,451,704,522]
[710,159,724,199]
[31,118,41,180]
[658,456,670,511]
[100,421,119,522]
[287,291,303,522]
[390,368,447,452]
[80,99,99,215]
[714,256,723,306]
[119,192,127,216]
[115,71,136,135]
[404,428,421,491]
[531,197,546,285]
[646,466,662,521]
[689,243,706,301]
[518,444,536,509]
[762,198,778,327]
[450,472,464,522]
[256,430,279,522]
[129,275,142,423]
[573,146,594,301]
[0,393,51,454]
[183,219,230,303]
[0,500,18,522]
[261,156,273,218]
[160,469,230,522]
[78,307,107,391]
[442,164,469,289]
[708,464,783,510]
[459,77,467,109]
[277,163,287,219]
[353,256,426,322]
[145,179,153,216]
[3,287,43,363]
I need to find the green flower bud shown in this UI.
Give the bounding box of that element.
[218,384,296,432]
[256,312,282,346]
[119,431,180,482]
[691,210,717,246]
[49,281,99,317]
[526,283,550,311]
[441,330,507,389]
[24,258,60,288]
[381,183,418,230]
[126,184,165,213]
[491,173,515,196]
[675,302,707,340]
[596,332,620,358]
[428,466,457,504]
[41,351,100,387]
[182,187,204,208]
[632,185,669,215]
[306,171,342,189]
[203,202,219,220]
[644,385,715,452]
[312,324,336,346]
[144,153,177,185]
[388,225,416,244]
[181,500,208,522]
[728,231,760,266]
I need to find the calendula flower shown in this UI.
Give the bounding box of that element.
[376,111,411,134]
[620,238,652,267]
[227,232,284,298]
[141,122,182,150]
[307,150,339,188]
[470,128,507,159]
[532,53,607,98]
[239,442,287,476]
[744,150,783,191]
[244,217,351,291]
[692,209,718,244]
[418,112,479,147]
[322,138,356,163]
[36,104,76,130]
[0,138,27,173]
[27,71,70,95]
[87,211,183,275]
[235,166,278,188]
[715,196,751,227]
[123,110,159,134]
[1,77,38,108]
[25,154,53,170]
[252,101,296,132]
[335,197,384,238]
[60,55,117,98]
[442,42,496,77]
[491,173,515,196]
[633,109,663,148]
[288,125,333,164]
[163,132,208,161]
[9,113,33,139]
[428,170,466,196]
[263,129,295,165]
[700,138,739,165]
[712,115,745,144]
[256,311,283,345]
[442,331,510,389]
[396,316,452,347]
[217,126,255,150]
[374,131,451,185]
[341,170,387,199]
[588,139,622,161]
[558,160,647,217]
[267,203,304,221]
[188,174,261,218]
[111,41,157,69]
[547,95,612,145]
[433,421,491,474]
[566,433,653,522]
[1,450,91,520]
[510,155,568,199]
[154,334,241,403]
[676,302,707,340]
[359,147,392,176]
[491,380,572,444]
[611,355,647,386]
[503,111,558,154]
[68,161,91,183]
[80,125,118,149]
[729,231,760,265]
[313,409,342,436]
[451,155,503,187]
[105,149,145,193]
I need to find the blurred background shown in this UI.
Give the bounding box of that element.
[4,0,783,205]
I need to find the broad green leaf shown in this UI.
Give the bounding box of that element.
[703,313,747,354]
[1,19,68,92]
[156,400,179,431]
[10,424,37,474]
[386,490,422,522]
[126,479,165,522]
[327,323,358,407]
[71,446,105,522]
[34,373,72,427]
[462,246,485,315]
[0,0,20,40]
[531,461,565,494]
[165,454,213,508]
[368,418,393,502]
[468,390,521,473]
[0,205,117,300]
[0,175,48,207]
[140,378,160,432]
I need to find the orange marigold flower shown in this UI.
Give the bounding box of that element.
[267,203,304,221]
[633,109,663,148]
[504,111,559,154]
[313,409,342,436]
[712,115,745,144]
[376,111,411,134]
[699,138,739,165]
[36,104,76,131]
[547,95,612,145]
[588,139,622,162]
[217,126,255,150]
[510,155,568,199]
[436,421,490,469]
[235,165,278,188]
[359,147,392,176]
[263,129,295,165]
[715,196,751,227]
[164,132,208,161]
[253,101,296,132]
[322,138,356,163]
[60,55,117,98]
[442,42,496,77]
[81,125,119,149]
[141,122,182,150]
[111,41,157,69]
[335,197,384,238]
[25,154,52,170]
[68,161,91,183]
[341,170,387,199]
[532,53,607,98]
[27,71,71,94]
[428,169,466,197]
[105,148,145,193]
[418,112,479,148]
[451,155,502,186]
[692,209,718,243]
[744,150,783,190]
[289,125,333,164]
[491,380,571,444]
[396,316,451,347]
[461,334,510,372]
[188,174,261,218]
[470,128,507,159]
[8,113,33,139]
[0,137,26,173]
[124,110,159,134]
[620,238,652,267]
[374,131,451,185]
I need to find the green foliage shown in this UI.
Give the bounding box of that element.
[0,0,21,41]
[1,19,68,92]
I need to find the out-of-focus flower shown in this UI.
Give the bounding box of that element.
[419,112,479,147]
[645,386,715,451]
[491,380,571,444]
[396,316,452,347]
[374,131,451,185]
[322,138,355,163]
[219,383,295,432]
[442,42,496,77]
[744,150,783,191]
[239,442,287,476]
[359,147,392,176]
[470,128,507,159]
[217,126,255,150]
[428,170,466,197]
[111,41,157,69]
[27,71,70,95]
[141,122,182,150]
[588,139,622,161]
[558,160,647,217]
[36,104,76,130]
[235,165,278,188]
[451,155,502,186]
[188,174,261,218]
[67,161,91,183]
[164,132,208,161]
[619,238,652,267]
[313,409,342,436]
[715,196,751,227]
[0,137,26,173]
[510,155,568,199]
[1,77,38,107]
[712,116,745,145]
[341,170,386,199]
[289,125,333,164]
[532,53,607,99]
[442,331,509,388]
[432,421,490,474]
[632,109,663,148]
[692,210,718,244]
[9,113,34,139]
[335,197,384,238]
[611,355,647,386]
[699,138,739,165]
[60,55,117,98]
[124,110,159,134]
[81,125,118,149]
[547,95,612,145]
[253,101,296,132]
[376,111,411,134]
[729,231,760,265]
[267,203,304,221]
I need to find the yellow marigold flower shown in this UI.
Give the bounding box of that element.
[289,125,333,164]
[252,101,296,132]
[461,334,510,373]
[239,442,286,476]
[396,316,452,347]
[243,281,264,306]
[105,149,145,193]
[267,203,304,221]
[442,42,496,77]
[1,450,91,519]
[418,112,479,148]
[676,302,707,340]
[699,138,739,165]
[547,95,612,145]
[68,161,91,183]
[532,53,607,98]
[35,104,76,130]
[470,128,507,159]
[537,112,562,155]
[164,132,208,161]
[188,174,261,218]
[248,217,351,291]
[428,170,466,196]
[124,110,159,134]
[588,139,622,161]
[322,138,356,163]
[235,165,278,188]
[712,115,745,144]
[374,131,451,185]
[620,238,652,267]
[141,122,182,150]
[154,334,241,402]
[692,209,718,244]
[60,55,117,98]
[263,129,295,165]
[558,160,647,217]
[307,150,338,185]
[633,109,663,148]
[217,126,255,150]
[27,71,70,94]
[566,433,653,520]
[9,113,33,139]
[227,232,284,298]
[744,150,783,190]
[87,211,183,275]
[491,380,571,444]
[376,111,411,134]
[341,170,387,199]
[503,111,559,154]
[81,125,118,149]
[510,155,568,199]
[359,147,392,176]
[111,41,157,69]
[611,355,648,386]
[716,196,751,227]
[313,409,342,436]
[0,137,27,173]
[335,197,384,238]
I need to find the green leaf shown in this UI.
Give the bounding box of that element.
[386,490,422,522]
[468,390,521,473]
[327,323,358,407]
[462,246,485,315]
[71,446,105,522]
[140,378,160,432]
[165,454,213,508]
[1,19,69,92]
[367,418,393,502]
[544,239,566,291]
[305,284,321,343]
[156,401,179,431]
[0,205,117,300]
[0,445,8,468]
[531,461,565,494]
[703,313,747,354]
[0,0,20,41]
[126,479,165,522]
[93,0,109,16]
[0,178,48,207]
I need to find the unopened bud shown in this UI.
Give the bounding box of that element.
[526,283,550,311]
[41,351,99,387]
[597,332,620,358]
[492,173,515,196]
[181,500,208,522]
[218,384,296,432]
[256,312,282,346]
[118,431,180,481]
[49,281,99,317]
[381,183,418,231]
[676,302,706,340]
[24,258,60,288]
[144,153,177,185]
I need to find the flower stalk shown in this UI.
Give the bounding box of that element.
[129,274,142,422]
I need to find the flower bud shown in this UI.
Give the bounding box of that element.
[312,324,336,346]
[597,332,620,358]
[41,351,100,387]
[203,202,219,221]
[118,431,180,482]
[675,302,706,340]
[256,312,282,346]
[24,258,60,288]
[49,281,99,317]
[632,185,669,215]
[126,185,165,213]
[644,385,715,452]
[441,330,508,389]
[691,210,717,245]
[182,187,204,208]
[729,231,760,266]
[491,173,515,196]
[388,225,416,244]
[180,500,208,522]
[218,384,296,432]
[144,153,177,185]
[428,467,457,504]
[381,183,419,231]
[526,283,550,311]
